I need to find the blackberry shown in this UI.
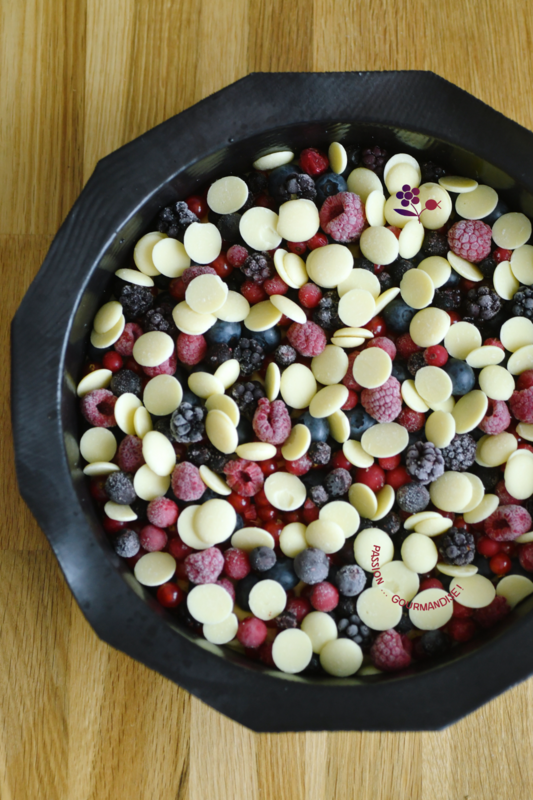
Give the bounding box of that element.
[344,145,361,172]
[244,171,268,198]
[143,303,178,337]
[309,485,329,508]
[275,610,298,630]
[286,172,317,200]
[433,287,461,311]
[308,441,331,466]
[268,164,305,203]
[273,344,297,367]
[406,441,445,484]
[438,527,475,566]
[441,434,476,472]
[152,416,173,440]
[471,463,502,491]
[204,343,232,371]
[116,284,153,320]
[240,252,274,284]
[110,369,142,398]
[395,608,413,635]
[420,161,446,184]
[313,290,342,331]
[464,286,502,321]
[361,145,388,176]
[233,338,265,376]
[478,255,497,278]
[374,511,401,536]
[407,351,427,376]
[377,271,393,291]
[105,471,136,505]
[204,446,231,474]
[354,257,375,272]
[157,200,198,238]
[389,258,415,284]
[324,468,352,498]
[336,613,372,649]
[422,230,448,258]
[230,380,265,418]
[217,213,242,242]
[396,482,430,513]
[187,444,211,467]
[170,402,206,444]
[510,287,533,320]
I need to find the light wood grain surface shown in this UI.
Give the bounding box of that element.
[3,1,533,798]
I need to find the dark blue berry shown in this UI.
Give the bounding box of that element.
[205,319,242,346]
[299,411,330,442]
[381,298,417,332]
[443,269,461,288]
[249,546,277,572]
[217,213,242,242]
[314,172,348,205]
[391,360,409,383]
[345,406,376,440]
[261,557,299,591]
[334,564,366,596]
[482,198,509,227]
[293,548,329,585]
[236,416,254,445]
[443,357,476,396]
[235,573,261,611]
[105,471,136,505]
[234,513,244,532]
[113,529,140,558]
[247,326,281,353]
[268,163,303,203]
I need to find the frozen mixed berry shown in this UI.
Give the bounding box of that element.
[264,275,289,295]
[143,351,177,377]
[424,345,448,367]
[204,342,232,371]
[147,497,179,528]
[230,380,265,418]
[293,547,330,584]
[144,304,178,337]
[418,630,451,657]
[365,336,397,360]
[237,617,268,649]
[275,610,298,630]
[310,581,339,612]
[510,387,533,424]
[81,389,117,428]
[396,482,430,513]
[157,200,198,237]
[336,612,372,648]
[252,397,292,445]
[519,542,533,572]
[324,468,352,498]
[273,344,297,367]
[375,511,401,536]
[441,434,476,472]
[114,322,143,356]
[117,435,145,472]
[479,399,511,435]
[226,244,248,268]
[185,547,224,584]
[438,527,475,565]
[113,529,140,558]
[249,546,277,572]
[299,147,329,176]
[319,192,367,242]
[397,407,426,432]
[433,287,461,311]
[361,145,388,176]
[299,283,323,309]
[223,459,264,497]
[464,286,502,321]
[422,229,448,258]
[116,284,153,320]
[110,368,142,398]
[170,402,206,444]
[472,596,511,628]
[181,265,217,287]
[334,564,366,597]
[389,258,414,283]
[217,213,242,242]
[360,376,402,423]
[171,461,205,502]
[407,350,427,376]
[510,287,533,320]
[405,441,445,484]
[309,485,329,508]
[312,290,342,330]
[484,505,532,542]
[240,253,274,284]
[447,219,492,263]
[370,629,412,671]
[176,333,207,366]
[105,471,136,505]
[308,441,331,466]
[224,547,250,580]
[286,320,327,357]
[139,524,168,552]
[420,160,446,183]
[233,337,265,375]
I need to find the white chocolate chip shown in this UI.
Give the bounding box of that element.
[236,442,277,461]
[239,207,281,251]
[231,527,274,551]
[360,422,409,458]
[143,374,183,417]
[183,222,222,264]
[348,483,378,518]
[365,190,386,227]
[186,274,228,314]
[466,346,505,368]
[311,344,349,385]
[507,344,533,375]
[429,472,473,512]
[83,462,120,477]
[447,250,483,282]
[277,199,320,242]
[444,321,482,360]
[281,424,311,461]
[188,372,224,400]
[115,268,154,287]
[463,493,499,524]
[510,244,533,285]
[408,589,453,630]
[359,226,399,265]
[343,439,374,468]
[496,575,533,609]
[205,394,240,426]
[338,288,376,327]
[414,516,453,536]
[371,484,396,521]
[249,579,287,620]
[372,560,419,602]
[452,390,488,434]
[177,505,210,550]
[373,287,401,316]
[438,176,478,193]
[199,465,231,497]
[305,519,345,554]
[203,613,238,645]
[265,361,281,401]
[338,268,380,299]
[352,348,391,389]
[415,366,452,406]
[272,628,313,674]
[353,527,394,572]
[357,588,402,631]
[385,162,420,195]
[133,406,152,438]
[133,331,175,367]
[280,363,317,409]
[401,533,438,573]
[90,316,125,349]
[207,176,248,214]
[279,522,308,558]
[205,409,238,454]
[328,142,348,174]
[398,218,425,260]
[383,153,421,183]
[501,317,533,352]
[253,151,294,171]
[269,294,307,323]
[80,427,117,463]
[347,167,382,202]
[115,392,143,435]
[216,291,250,323]
[492,212,532,250]
[436,563,478,577]
[309,384,349,418]
[244,300,282,332]
[305,244,353,288]
[133,464,170,501]
[327,410,351,443]
[504,449,533,500]
[319,501,360,538]
[104,500,136,521]
[450,575,495,609]
[417,256,451,288]
[425,410,456,449]
[493,261,519,300]
[478,365,515,400]
[301,611,337,654]
[195,498,237,545]
[479,432,517,467]
[134,552,176,587]
[142,431,176,477]
[77,368,112,397]
[264,472,306,511]
[133,232,165,276]
[279,252,308,288]
[187,583,233,625]
[320,638,363,677]
[401,379,429,413]
[93,301,123,334]
[418,183,452,229]
[410,307,450,348]
[456,185,498,220]
[151,238,190,278]
[214,358,241,390]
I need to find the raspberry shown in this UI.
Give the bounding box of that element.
[447,219,492,263]
[299,147,329,176]
[139,524,168,552]
[264,274,289,295]
[240,280,267,305]
[181,265,217,287]
[143,351,177,377]
[424,345,448,367]
[484,504,532,541]
[81,389,117,428]
[395,333,421,360]
[167,536,193,561]
[117,435,145,472]
[223,459,264,496]
[386,466,411,490]
[517,370,533,390]
[510,387,533,424]
[298,283,323,309]
[176,333,207,365]
[447,617,477,642]
[286,320,327,357]
[360,376,402,423]
[370,629,412,672]
[114,322,143,357]
[171,461,206,502]
[147,497,179,528]
[223,547,251,580]
[185,547,224,584]
[237,617,268,648]
[472,596,510,628]
[319,192,367,242]
[365,336,397,360]
[252,397,292,445]
[397,406,426,432]
[310,581,339,612]
[519,542,533,572]
[479,399,511,434]
[226,244,249,268]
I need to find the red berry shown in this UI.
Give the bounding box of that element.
[157,582,184,608]
[355,464,385,492]
[103,517,127,535]
[517,370,533,390]
[258,641,276,667]
[254,488,270,507]
[237,617,268,648]
[379,454,401,471]
[477,536,501,557]
[263,521,282,547]
[102,351,123,372]
[310,581,339,612]
[226,244,249,268]
[254,193,277,211]
[306,232,328,250]
[424,345,448,367]
[447,310,462,325]
[500,541,518,557]
[185,547,224,584]
[493,247,513,263]
[287,241,307,255]
[167,537,193,560]
[139,525,168,552]
[90,477,108,503]
[484,337,505,351]
[264,275,289,295]
[299,147,329,176]
[209,253,233,280]
[419,578,443,591]
[519,543,533,572]
[301,498,320,524]
[489,553,512,575]
[224,459,264,496]
[387,226,402,240]
[365,316,387,337]
[285,455,313,475]
[186,195,206,217]
[386,466,411,490]
[259,458,279,476]
[147,497,179,528]
[169,277,187,301]
[286,596,312,623]
[283,511,301,524]
[452,600,474,618]
[241,280,267,305]
[298,283,323,309]
[224,547,251,580]
[447,617,476,642]
[398,407,425,432]
[395,332,421,360]
[257,505,277,522]
[124,356,144,376]
[330,451,353,471]
[341,389,358,410]
[227,492,250,512]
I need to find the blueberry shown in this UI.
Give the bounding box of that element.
[181,388,202,406]
[354,257,375,273]
[443,357,476,396]
[299,411,330,442]
[408,428,426,447]
[314,172,348,205]
[300,468,327,488]
[293,548,329,585]
[250,546,277,572]
[236,416,253,445]
[248,326,281,353]
[341,145,361,176]
[381,298,417,333]
[268,163,303,202]
[444,269,461,288]
[391,360,410,383]
[345,406,376,440]
[234,513,244,532]
[235,573,261,611]
[205,319,242,346]
[217,213,242,242]
[482,197,509,227]
[261,557,299,591]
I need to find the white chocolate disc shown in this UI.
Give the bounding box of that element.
[343,439,374,468]
[456,184,498,220]
[353,527,394,572]
[501,317,533,352]
[429,395,455,413]
[417,256,451,288]
[338,268,380,299]
[360,422,409,458]
[492,212,532,249]
[400,265,434,309]
[410,307,450,348]
[188,372,224,400]
[183,221,222,264]
[352,348,392,389]
[203,613,239,645]
[272,628,313,673]
[460,473,485,513]
[398,218,425,260]
[93,301,123,334]
[269,294,306,323]
[371,484,395,521]
[418,183,452,229]
[401,380,429,413]
[115,268,154,287]
[359,226,399,265]
[444,321,482,360]
[133,331,174,367]
[517,422,533,441]
[479,432,517,467]
[373,286,401,316]
[385,162,420,195]
[80,427,117,463]
[438,175,478,193]
[328,410,351,443]
[338,288,376,327]
[401,533,438,573]
[133,232,165,276]
[195,498,237,545]
[372,560,419,602]
[216,291,250,323]
[447,250,483,282]
[305,244,353,288]
[504,449,533,499]
[199,465,231,496]
[436,563,478,577]
[239,207,281,251]
[134,552,176,587]
[177,505,210,550]
[425,410,455,449]
[429,472,473,512]
[231,527,274,551]
[115,392,143,435]
[205,409,238,454]
[253,151,294,171]
[280,252,308,288]
[493,261,519,300]
[265,361,281,401]
[320,638,363,677]
[496,575,533,609]
[311,345,349,385]
[305,519,345,554]
[214,359,241,390]
[205,394,240,426]
[328,142,348,174]
[173,301,217,335]
[515,531,533,543]
[104,500,136,520]
[383,153,421,183]
[319,500,360,538]
[478,365,514,400]
[415,366,452,406]
[450,575,495,609]
[77,369,112,397]
[365,190,386,227]
[236,442,277,461]
[466,346,505,368]
[348,483,378,518]
[404,511,442,530]
[133,406,152,438]
[281,424,311,461]
[279,522,308,558]
[463,493,499,524]
[143,374,183,417]
[507,344,533,375]
[510,244,533,285]
[414,516,453,536]
[408,589,453,630]
[244,300,282,332]
[84,462,120,477]
[301,611,338,654]
[452,390,488,434]
[277,198,319,242]
[330,336,365,348]
[207,176,248,214]
[90,316,125,349]
[249,579,286,621]
[384,194,411,228]
[347,167,382,202]
[151,237,190,277]
[309,384,349,418]
[264,472,306,511]
[133,464,170,501]
[186,274,228,314]
[357,588,402,631]
[187,583,232,625]
[141,430,176,477]
[280,363,317,409]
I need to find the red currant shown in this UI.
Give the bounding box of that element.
[210,253,233,280]
[379,454,401,471]
[477,536,501,557]
[452,600,474,618]
[227,492,250,512]
[489,553,512,575]
[447,617,476,642]
[385,466,411,490]
[263,521,282,547]
[365,316,387,336]
[287,241,307,255]
[157,582,184,608]
[285,455,313,475]
[341,389,358,410]
[493,247,513,263]
[419,578,443,591]
[167,537,193,560]
[186,195,207,217]
[330,451,352,471]
[90,477,108,503]
[301,498,320,524]
[259,458,279,476]
[424,345,448,367]
[169,277,186,300]
[298,283,323,309]
[240,280,267,305]
[306,232,328,250]
[355,464,385,492]
[102,351,123,372]
[103,517,127,534]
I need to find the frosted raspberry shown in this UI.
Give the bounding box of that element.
[171,461,205,502]
[479,399,511,434]
[223,459,264,496]
[370,629,412,672]
[181,265,217,287]
[252,397,292,445]
[185,547,224,584]
[299,147,329,176]
[319,192,367,242]
[398,406,425,432]
[510,387,533,424]
[177,333,207,365]
[472,596,510,628]
[365,336,397,360]
[342,351,363,391]
[217,577,236,601]
[114,322,143,357]
[484,504,532,541]
[117,434,145,472]
[143,351,177,377]
[224,547,251,580]
[361,377,402,423]
[395,332,421,360]
[447,219,492,263]
[81,389,117,427]
[139,524,168,552]
[147,496,179,527]
[286,320,327,357]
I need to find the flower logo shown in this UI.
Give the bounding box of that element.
[394,184,441,223]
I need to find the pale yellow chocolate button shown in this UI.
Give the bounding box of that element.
[187,583,232,625]
[115,393,143,435]
[404,511,442,530]
[280,363,317,409]
[352,348,392,389]
[429,472,473,512]
[143,374,183,417]
[414,515,453,536]
[401,533,438,573]
[244,300,282,332]
[199,465,231,496]
[90,315,125,349]
[142,430,176,477]
[385,161,420,195]
[418,183,452,229]
[135,552,176,587]
[306,244,353,288]
[384,194,411,228]
[236,442,277,461]
[77,368,112,396]
[133,231,165,276]
[151,237,190,277]
[515,531,533,542]
[216,291,250,323]
[436,563,478,578]
[84,462,120,477]
[444,321,482,360]
[410,307,450,348]
[281,252,308,288]
[479,432,517,467]
[425,410,455,449]
[281,424,311,461]
[205,409,238,454]
[372,560,419,602]
[269,293,306,324]
[517,422,533,441]
[319,500,360,538]
[383,153,421,183]
[373,287,401,316]
[104,500,136,521]
[475,436,491,467]
[309,384,349,418]
[249,579,287,621]
[338,268,381,299]
[177,505,210,550]
[365,189,386,227]
[450,575,495,609]
[348,483,378,518]
[264,472,306,511]
[133,331,175,367]
[214,359,240,390]
[439,175,478,193]
[399,218,425,260]
[357,588,402,631]
[301,611,338,654]
[447,250,483,282]
[400,267,434,309]
[330,336,366,348]
[272,628,313,674]
[195,498,236,544]
[456,184,498,220]
[464,493,499,524]
[507,344,533,375]
[320,638,363,677]
[401,380,429,413]
[466,346,505,368]
[359,226,399,265]
[415,366,452,406]
[504,449,533,500]
[343,440,374,468]
[133,464,170,501]
[263,361,280,401]
[203,613,239,645]
[277,198,319,242]
[501,317,533,352]
[493,212,532,249]
[188,372,224,400]
[279,522,308,558]
[417,256,451,288]
[408,588,453,630]
[231,527,274,551]
[496,575,533,609]
[371,484,395,521]
[183,221,222,264]
[205,394,240,426]
[239,207,281,251]
[360,422,409,458]
[494,260,520,300]
[460,473,485,513]
[186,274,228,315]
[509,244,533,286]
[207,175,248,214]
[347,167,383,202]
[353,527,394,572]
[80,428,117,463]
[94,301,123,335]
[311,345,349,385]
[253,151,294,171]
[338,288,376,327]
[305,519,345,554]
[115,268,154,287]
[328,141,348,174]
[429,395,456,413]
[478,365,515,400]
[452,390,488,434]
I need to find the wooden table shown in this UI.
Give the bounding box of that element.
[3,1,533,797]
